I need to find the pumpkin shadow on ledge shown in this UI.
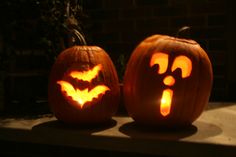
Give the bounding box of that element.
[119,122,198,140]
[119,120,222,140]
[32,118,117,134]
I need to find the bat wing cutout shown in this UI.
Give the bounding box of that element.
[69,64,102,82]
[57,80,110,108]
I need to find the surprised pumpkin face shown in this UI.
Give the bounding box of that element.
[150,52,192,117]
[123,35,213,127]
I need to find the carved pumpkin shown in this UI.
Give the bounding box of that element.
[48,46,120,124]
[123,34,213,127]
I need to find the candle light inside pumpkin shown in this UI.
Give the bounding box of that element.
[70,64,102,82]
[57,81,110,108]
[160,89,173,117]
[57,64,110,108]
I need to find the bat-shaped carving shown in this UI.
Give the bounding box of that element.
[69,64,102,82]
[57,80,110,108]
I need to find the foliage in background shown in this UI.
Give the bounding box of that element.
[0,0,86,65]
[39,0,86,59]
[0,0,126,80]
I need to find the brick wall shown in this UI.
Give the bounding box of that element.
[83,0,235,101]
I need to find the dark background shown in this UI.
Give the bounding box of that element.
[0,0,235,115]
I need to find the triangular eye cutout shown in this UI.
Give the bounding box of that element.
[150,52,169,74]
[171,55,192,78]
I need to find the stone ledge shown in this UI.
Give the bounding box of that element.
[0,102,236,157]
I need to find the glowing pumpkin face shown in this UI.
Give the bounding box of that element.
[57,64,110,108]
[48,46,120,124]
[150,53,192,116]
[123,35,213,127]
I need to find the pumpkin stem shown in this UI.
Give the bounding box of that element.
[64,0,87,46]
[72,28,87,45]
[176,26,191,38]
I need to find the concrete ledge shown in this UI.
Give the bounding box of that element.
[0,102,236,156]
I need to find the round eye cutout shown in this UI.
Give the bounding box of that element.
[150,52,168,74]
[150,52,192,79]
[171,56,192,78]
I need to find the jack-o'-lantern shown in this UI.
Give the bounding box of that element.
[123,34,213,127]
[48,46,120,124]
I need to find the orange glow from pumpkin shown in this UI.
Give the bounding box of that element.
[70,64,102,82]
[163,75,175,86]
[57,81,110,108]
[150,53,169,74]
[171,56,192,78]
[160,89,173,117]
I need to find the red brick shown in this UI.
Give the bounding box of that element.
[212,75,227,89]
[120,7,154,19]
[168,0,191,6]
[104,43,135,54]
[208,14,226,26]
[210,87,228,101]
[120,28,172,44]
[90,32,120,43]
[135,0,168,6]
[153,6,189,17]
[208,51,226,66]
[170,16,207,28]
[86,21,104,33]
[209,39,227,51]
[87,9,119,20]
[169,0,208,6]
[99,42,135,65]
[83,0,104,10]
[190,2,226,15]
[204,0,226,5]
[191,27,226,39]
[135,18,170,31]
[102,20,135,33]
[103,0,135,9]
[120,31,148,44]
